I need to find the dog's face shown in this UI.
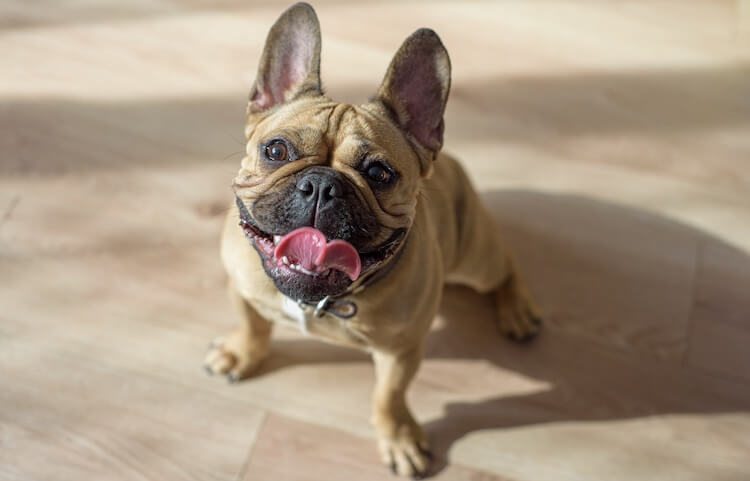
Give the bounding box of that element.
[234,3,450,303]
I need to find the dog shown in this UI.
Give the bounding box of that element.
[204,3,542,477]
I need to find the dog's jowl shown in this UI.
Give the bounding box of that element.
[203,3,543,477]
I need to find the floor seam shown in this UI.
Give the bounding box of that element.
[236,409,269,481]
[681,235,705,369]
[0,194,20,230]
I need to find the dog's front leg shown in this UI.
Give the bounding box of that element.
[371,344,432,478]
[204,281,272,382]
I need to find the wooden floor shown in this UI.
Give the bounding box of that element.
[2,1,749,480]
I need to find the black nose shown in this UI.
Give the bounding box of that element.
[296,171,345,211]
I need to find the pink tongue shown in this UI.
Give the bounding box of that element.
[273,227,362,281]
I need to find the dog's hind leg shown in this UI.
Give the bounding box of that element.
[204,281,273,382]
[493,256,543,342]
[444,190,544,342]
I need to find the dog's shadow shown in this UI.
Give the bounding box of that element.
[254,190,750,475]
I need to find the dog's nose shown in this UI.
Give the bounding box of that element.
[297,171,344,210]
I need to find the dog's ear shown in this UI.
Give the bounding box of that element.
[374,28,451,176]
[248,3,322,113]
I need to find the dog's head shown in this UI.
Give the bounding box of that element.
[234,2,451,303]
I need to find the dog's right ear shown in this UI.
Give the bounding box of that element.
[248,3,322,114]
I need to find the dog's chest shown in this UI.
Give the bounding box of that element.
[251,292,369,348]
[280,297,311,334]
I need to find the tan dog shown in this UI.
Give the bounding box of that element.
[204,3,542,477]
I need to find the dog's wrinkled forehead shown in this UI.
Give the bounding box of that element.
[250,99,418,165]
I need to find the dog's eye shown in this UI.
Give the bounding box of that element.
[265,140,288,162]
[365,163,393,184]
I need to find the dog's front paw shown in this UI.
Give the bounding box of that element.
[376,420,432,479]
[203,329,269,382]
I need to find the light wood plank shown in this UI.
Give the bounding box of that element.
[244,413,511,481]
[0,332,265,481]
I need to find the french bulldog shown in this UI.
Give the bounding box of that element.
[204,3,542,477]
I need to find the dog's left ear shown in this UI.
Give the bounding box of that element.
[248,2,322,114]
[374,28,451,177]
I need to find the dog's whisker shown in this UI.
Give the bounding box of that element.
[221,150,244,161]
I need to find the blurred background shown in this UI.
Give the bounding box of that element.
[1,1,749,480]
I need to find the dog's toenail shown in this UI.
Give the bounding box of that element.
[406,455,422,479]
[519,332,538,343]
[418,446,433,460]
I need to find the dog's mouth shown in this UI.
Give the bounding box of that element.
[236,197,405,293]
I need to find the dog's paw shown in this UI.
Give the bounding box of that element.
[498,305,542,342]
[377,424,432,479]
[496,274,543,342]
[203,329,269,382]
